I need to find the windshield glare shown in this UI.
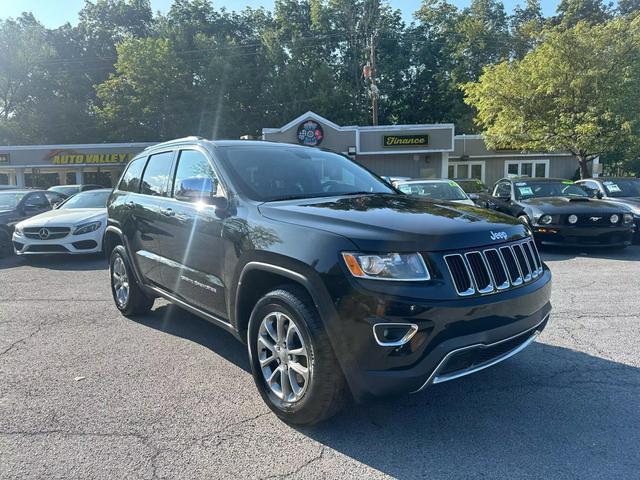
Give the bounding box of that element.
[0,192,27,210]
[60,190,111,209]
[515,181,588,200]
[217,146,395,201]
[398,182,468,201]
[602,179,640,198]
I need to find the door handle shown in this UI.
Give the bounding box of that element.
[161,208,175,217]
[125,200,135,209]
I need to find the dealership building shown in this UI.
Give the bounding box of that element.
[0,111,588,189]
[0,142,154,189]
[263,111,587,186]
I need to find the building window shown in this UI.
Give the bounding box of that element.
[505,160,549,178]
[448,161,485,181]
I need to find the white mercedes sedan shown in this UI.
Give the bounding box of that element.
[12,189,111,255]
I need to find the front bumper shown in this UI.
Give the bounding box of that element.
[532,224,633,247]
[13,229,104,255]
[328,268,552,400]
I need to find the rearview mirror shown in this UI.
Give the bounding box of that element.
[175,177,227,208]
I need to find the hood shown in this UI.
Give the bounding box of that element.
[521,196,627,214]
[602,197,640,213]
[17,208,106,228]
[259,194,528,251]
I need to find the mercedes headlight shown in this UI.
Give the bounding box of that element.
[73,221,101,235]
[14,224,24,236]
[342,252,430,281]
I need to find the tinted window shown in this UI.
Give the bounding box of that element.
[457,179,488,193]
[494,182,511,197]
[217,146,394,201]
[119,157,147,193]
[0,191,27,209]
[172,150,222,201]
[601,179,640,198]
[140,152,174,196]
[44,191,65,205]
[25,192,49,207]
[49,186,80,196]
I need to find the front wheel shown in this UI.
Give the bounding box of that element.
[247,286,348,425]
[109,245,154,316]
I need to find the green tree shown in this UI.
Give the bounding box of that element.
[510,0,544,59]
[553,0,612,26]
[94,37,191,140]
[463,18,640,178]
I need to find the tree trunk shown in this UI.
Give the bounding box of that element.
[577,155,590,179]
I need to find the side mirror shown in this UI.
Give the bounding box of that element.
[495,193,511,201]
[175,177,227,209]
[595,191,604,199]
[468,193,479,200]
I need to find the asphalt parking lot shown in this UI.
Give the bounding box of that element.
[1,247,639,479]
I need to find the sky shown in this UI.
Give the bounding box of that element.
[0,0,564,27]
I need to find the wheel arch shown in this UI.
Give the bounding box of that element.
[234,262,325,341]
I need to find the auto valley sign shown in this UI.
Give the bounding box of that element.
[383,134,429,148]
[45,149,133,165]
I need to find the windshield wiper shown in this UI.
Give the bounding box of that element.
[335,191,380,197]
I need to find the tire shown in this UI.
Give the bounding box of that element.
[0,229,12,259]
[247,285,348,425]
[109,245,154,316]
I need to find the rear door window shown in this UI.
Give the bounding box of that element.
[118,157,147,193]
[140,152,175,197]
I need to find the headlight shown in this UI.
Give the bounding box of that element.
[342,252,430,281]
[610,214,619,224]
[14,224,24,236]
[539,214,552,225]
[73,221,101,235]
[623,213,633,224]
[568,214,578,224]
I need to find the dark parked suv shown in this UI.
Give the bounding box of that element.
[105,137,552,424]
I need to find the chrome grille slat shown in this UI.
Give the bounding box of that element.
[445,238,542,297]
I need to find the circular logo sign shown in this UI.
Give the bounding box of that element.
[38,228,50,240]
[296,120,324,146]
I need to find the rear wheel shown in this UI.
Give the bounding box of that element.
[247,286,348,425]
[109,245,154,316]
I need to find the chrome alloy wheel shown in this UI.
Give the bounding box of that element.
[257,312,310,403]
[111,256,130,308]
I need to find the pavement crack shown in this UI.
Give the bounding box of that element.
[261,445,326,479]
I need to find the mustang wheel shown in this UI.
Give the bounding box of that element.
[248,286,347,425]
[109,245,154,316]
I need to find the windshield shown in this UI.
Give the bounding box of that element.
[602,179,640,198]
[49,186,80,196]
[59,190,111,209]
[397,181,468,201]
[514,181,589,200]
[216,146,395,201]
[0,192,27,210]
[456,179,488,193]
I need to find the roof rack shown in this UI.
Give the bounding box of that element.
[144,136,206,150]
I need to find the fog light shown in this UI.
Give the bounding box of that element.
[539,214,552,225]
[568,214,578,224]
[373,323,418,347]
[610,214,619,224]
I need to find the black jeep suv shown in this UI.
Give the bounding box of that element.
[105,138,552,425]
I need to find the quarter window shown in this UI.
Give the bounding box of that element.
[140,152,174,197]
[118,157,147,193]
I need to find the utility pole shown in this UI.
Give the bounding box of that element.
[369,32,378,126]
